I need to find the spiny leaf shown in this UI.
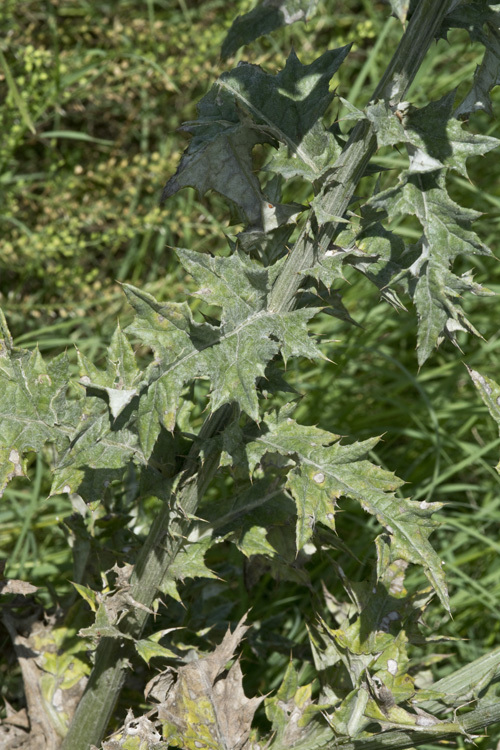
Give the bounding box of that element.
[162,47,350,228]
[163,123,270,228]
[370,170,494,363]
[135,632,178,666]
[412,256,490,362]
[265,123,343,183]
[199,478,311,584]
[301,238,366,289]
[50,412,145,501]
[455,30,500,117]
[238,410,449,610]
[367,94,499,176]
[468,368,500,437]
[159,537,218,603]
[265,661,329,749]
[156,615,264,750]
[387,0,412,24]
[0,318,76,495]
[177,247,268,328]
[347,215,408,310]
[237,222,295,267]
[221,0,320,59]
[124,255,323,435]
[77,325,142,421]
[439,2,500,48]
[371,171,490,261]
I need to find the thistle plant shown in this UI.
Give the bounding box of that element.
[2,2,500,749]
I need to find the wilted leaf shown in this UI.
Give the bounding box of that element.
[0,578,38,596]
[156,615,263,750]
[387,0,411,24]
[101,709,162,749]
[2,610,90,747]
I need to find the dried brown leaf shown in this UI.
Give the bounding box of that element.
[156,614,263,750]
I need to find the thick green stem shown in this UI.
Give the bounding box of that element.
[61,406,232,749]
[61,2,469,748]
[269,0,455,314]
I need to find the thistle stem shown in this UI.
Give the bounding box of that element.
[61,3,465,748]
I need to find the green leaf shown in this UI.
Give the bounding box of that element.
[301,235,365,289]
[50,412,144,501]
[241,410,449,610]
[0,315,75,495]
[125,254,323,429]
[468,368,500,437]
[135,633,178,666]
[160,538,218,602]
[367,94,498,176]
[403,94,498,177]
[370,171,494,363]
[265,123,343,184]
[162,47,350,228]
[348,215,408,310]
[77,325,142,421]
[71,582,98,612]
[366,100,408,150]
[221,0,319,59]
[265,662,328,749]
[455,31,500,117]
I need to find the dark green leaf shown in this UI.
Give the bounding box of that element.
[439,2,500,48]
[455,31,500,117]
[221,0,319,59]
[162,47,350,228]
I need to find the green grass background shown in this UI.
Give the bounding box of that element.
[1,0,500,744]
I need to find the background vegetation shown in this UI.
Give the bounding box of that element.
[1,0,500,744]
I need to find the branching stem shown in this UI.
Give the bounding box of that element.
[60,2,469,748]
[269,0,455,313]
